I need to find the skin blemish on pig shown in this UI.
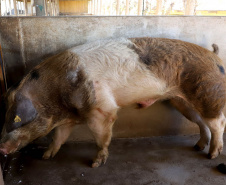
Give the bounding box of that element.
[217,64,225,75]
[96,108,109,117]
[29,69,40,80]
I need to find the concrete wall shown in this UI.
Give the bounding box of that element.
[0,16,226,141]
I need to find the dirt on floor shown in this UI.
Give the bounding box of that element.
[2,134,226,185]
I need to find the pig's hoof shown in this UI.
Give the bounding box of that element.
[92,155,108,168]
[42,149,56,159]
[42,146,60,159]
[194,144,205,151]
[194,138,209,151]
[43,151,51,159]
[208,151,220,159]
[92,161,100,168]
[208,145,223,159]
[92,150,108,168]
[92,157,107,168]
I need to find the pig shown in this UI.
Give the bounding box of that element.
[0,37,226,168]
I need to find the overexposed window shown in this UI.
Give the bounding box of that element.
[1,0,226,16]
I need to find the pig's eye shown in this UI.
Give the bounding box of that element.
[14,115,22,123]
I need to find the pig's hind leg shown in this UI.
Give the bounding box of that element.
[204,113,226,159]
[43,123,74,159]
[88,108,117,168]
[170,98,211,151]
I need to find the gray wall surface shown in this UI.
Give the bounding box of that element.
[0,16,226,141]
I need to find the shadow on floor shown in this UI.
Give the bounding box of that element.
[2,134,226,185]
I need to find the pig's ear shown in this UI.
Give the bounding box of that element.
[6,96,37,132]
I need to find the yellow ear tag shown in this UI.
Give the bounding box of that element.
[14,115,21,123]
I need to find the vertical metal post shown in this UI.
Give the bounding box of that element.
[9,0,12,15]
[31,0,34,15]
[155,0,162,15]
[96,0,98,15]
[51,0,54,15]
[13,0,18,15]
[0,0,2,15]
[92,0,94,15]
[99,0,102,15]
[116,0,120,15]
[0,45,7,91]
[24,0,27,15]
[126,0,129,15]
[185,0,196,15]
[142,0,145,15]
[0,46,7,172]
[5,0,8,15]
[94,0,96,15]
[56,0,59,16]
[138,0,142,15]
[43,0,47,15]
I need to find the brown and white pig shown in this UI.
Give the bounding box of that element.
[1,37,226,168]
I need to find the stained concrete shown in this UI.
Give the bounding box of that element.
[2,134,226,185]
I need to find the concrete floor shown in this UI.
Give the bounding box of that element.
[2,135,226,185]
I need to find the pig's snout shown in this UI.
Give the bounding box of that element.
[0,144,10,155]
[0,140,21,155]
[0,135,21,155]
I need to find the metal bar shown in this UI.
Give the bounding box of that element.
[9,0,12,15]
[31,0,34,15]
[13,0,18,15]
[126,0,129,15]
[0,0,2,15]
[116,0,120,15]
[4,0,7,15]
[138,0,142,15]
[23,0,28,15]
[44,0,47,16]
[0,45,7,91]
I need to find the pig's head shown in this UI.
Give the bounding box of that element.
[0,83,52,155]
[0,51,89,155]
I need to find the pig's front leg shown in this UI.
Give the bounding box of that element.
[43,123,74,159]
[88,108,117,168]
